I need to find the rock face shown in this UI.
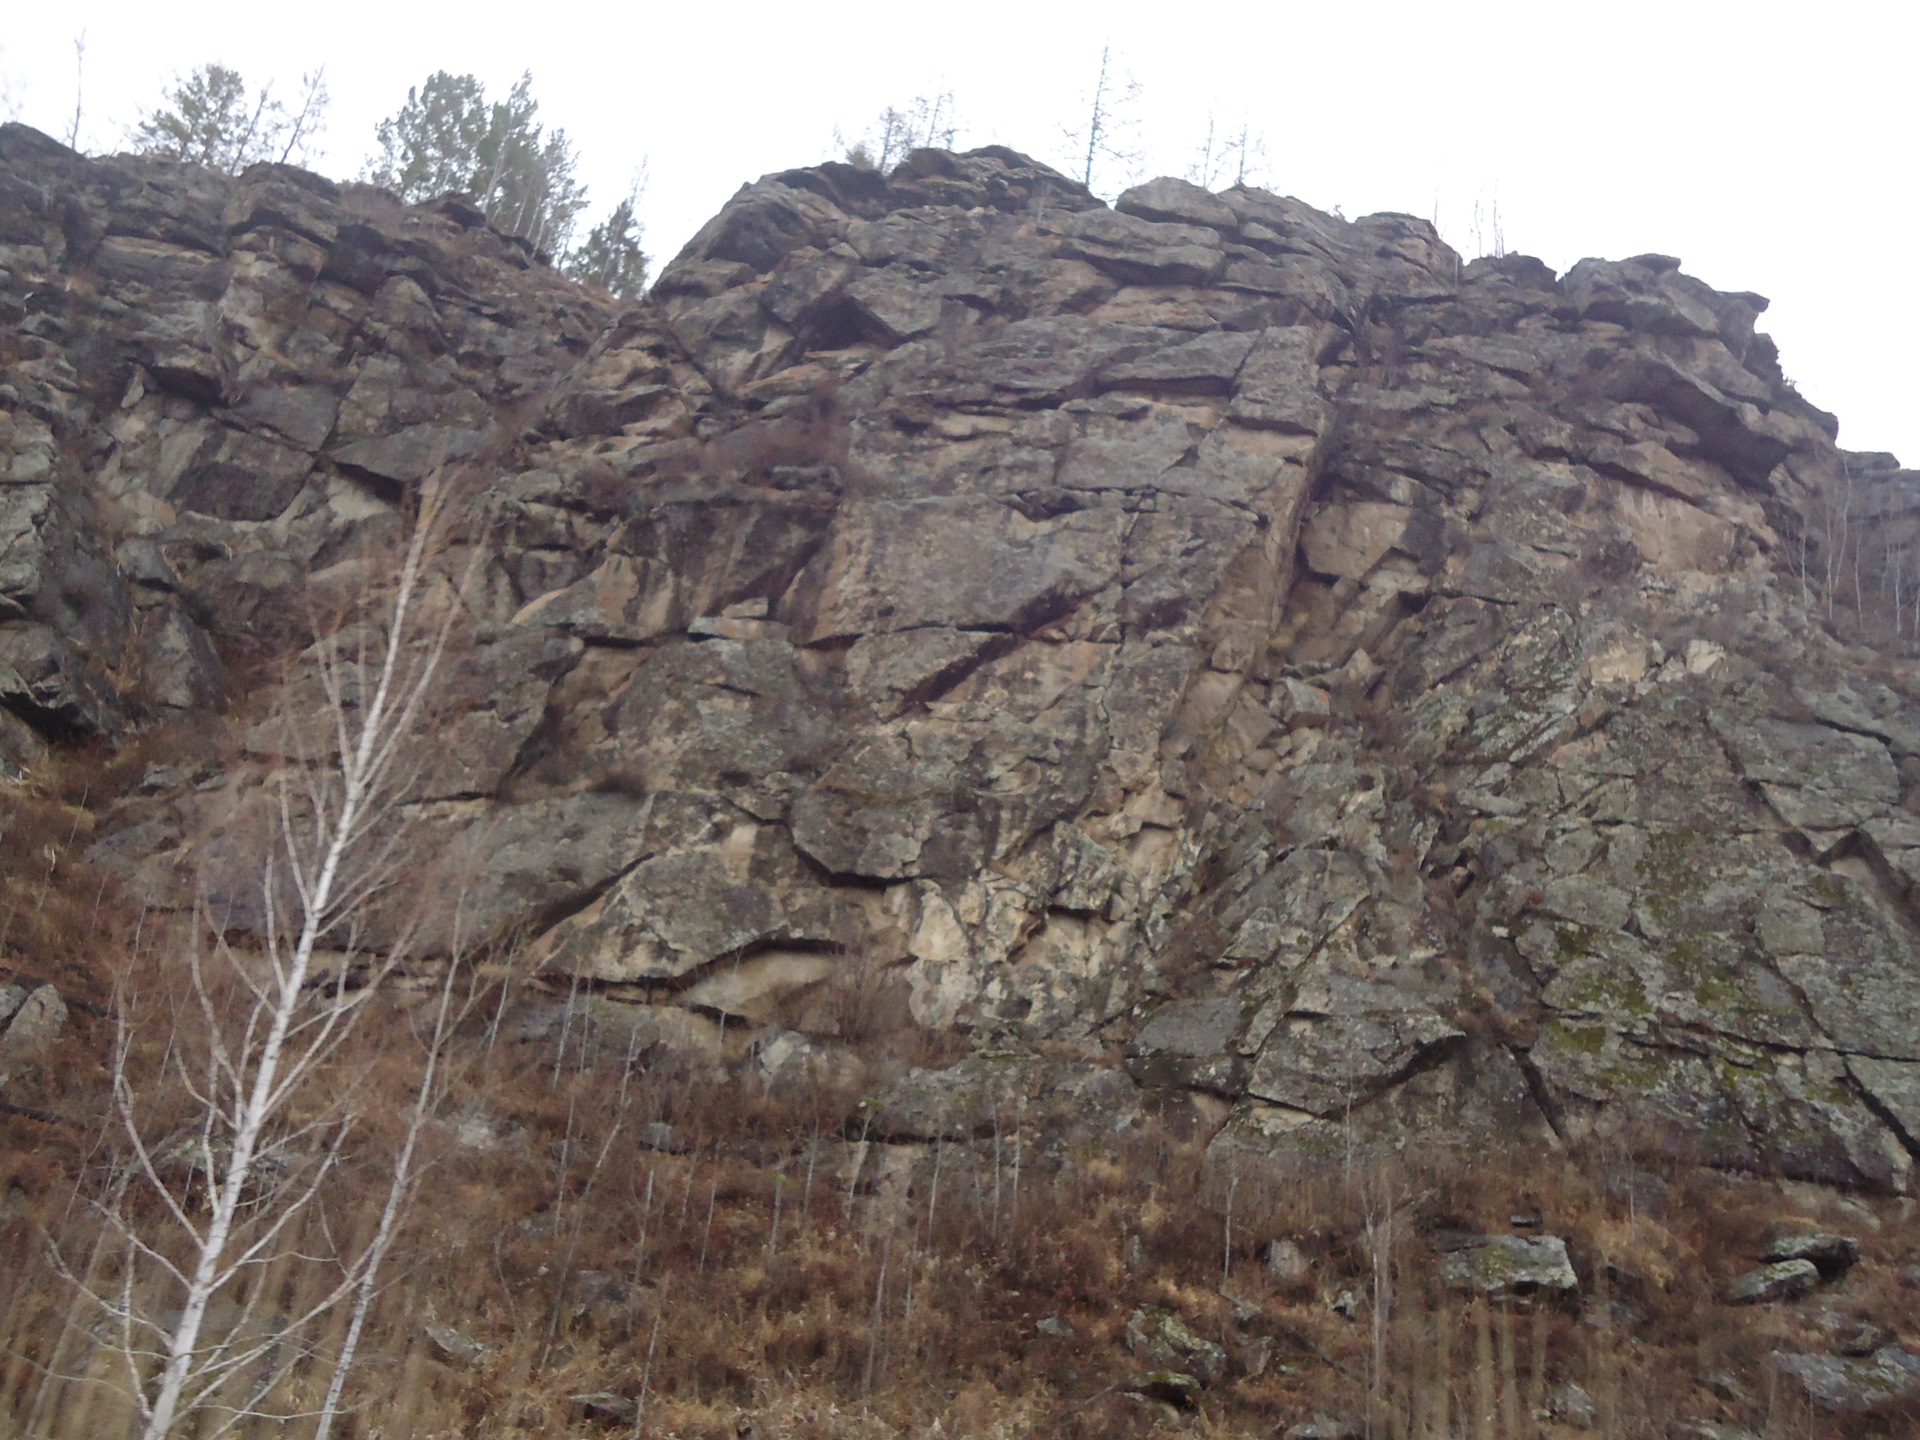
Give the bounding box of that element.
[6,126,1920,1190]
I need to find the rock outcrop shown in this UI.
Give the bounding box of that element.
[6,125,1920,1191]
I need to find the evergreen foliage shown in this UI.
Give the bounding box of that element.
[131,64,329,174]
[366,70,588,255]
[563,191,648,299]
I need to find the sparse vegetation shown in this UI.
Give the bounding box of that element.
[3,671,1915,1437]
[130,63,330,174]
[8,972,1918,1438]
[837,93,958,174]
[1063,42,1143,196]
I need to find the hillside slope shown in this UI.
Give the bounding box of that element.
[4,124,1920,1436]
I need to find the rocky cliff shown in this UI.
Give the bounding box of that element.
[6,122,1920,1197]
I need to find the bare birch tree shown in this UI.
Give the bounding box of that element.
[66,473,469,1439]
[311,943,478,1440]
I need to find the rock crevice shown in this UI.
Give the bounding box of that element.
[5,127,1919,1188]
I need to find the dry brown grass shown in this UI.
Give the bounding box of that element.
[4,727,1920,1439]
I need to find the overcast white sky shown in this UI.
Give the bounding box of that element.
[3,1,1911,464]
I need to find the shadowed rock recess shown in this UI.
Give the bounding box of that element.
[7,124,1920,1192]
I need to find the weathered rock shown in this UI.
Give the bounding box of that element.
[1125,1305,1226,1387]
[1772,1347,1920,1414]
[1437,1235,1579,1297]
[1283,1417,1361,1440]
[535,824,837,989]
[1762,1231,1860,1279]
[1249,1011,1464,1117]
[1131,1371,1203,1410]
[1265,1239,1311,1282]
[1547,1381,1598,1429]
[1131,996,1238,1053]
[0,984,68,1056]
[423,1320,491,1368]
[567,1392,638,1426]
[1055,208,1225,287]
[1819,1313,1894,1357]
[1727,1259,1820,1305]
[6,128,1920,1199]
[790,496,1128,643]
[1116,177,1238,231]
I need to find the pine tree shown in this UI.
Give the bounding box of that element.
[564,193,648,299]
[367,71,587,256]
[131,64,328,174]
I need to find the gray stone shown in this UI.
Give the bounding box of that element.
[1055,208,1225,286]
[1727,1259,1820,1305]
[1713,716,1898,831]
[1772,1347,1920,1414]
[1284,1416,1361,1439]
[1818,1312,1894,1357]
[1278,678,1331,728]
[538,830,834,988]
[0,486,53,610]
[1438,1235,1579,1297]
[1229,326,1329,433]
[0,698,49,777]
[1131,998,1242,1058]
[0,984,67,1055]
[1104,330,1256,394]
[1547,1382,1598,1429]
[845,266,944,341]
[513,555,672,643]
[844,628,1001,714]
[9,131,1920,1199]
[423,1320,490,1368]
[0,622,124,736]
[1761,1231,1859,1278]
[330,424,482,486]
[665,177,847,275]
[1115,177,1237,231]
[567,1391,638,1426]
[1265,1239,1311,1282]
[790,496,1127,643]
[1125,1305,1226,1387]
[1847,1056,1920,1141]
[1250,1011,1464,1117]
[636,1122,687,1153]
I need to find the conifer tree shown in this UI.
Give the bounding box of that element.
[564,192,648,299]
[367,71,587,256]
[131,64,328,174]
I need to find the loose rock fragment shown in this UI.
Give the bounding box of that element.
[1438,1235,1579,1297]
[1727,1259,1820,1305]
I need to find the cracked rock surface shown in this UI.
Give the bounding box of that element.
[6,127,1920,1189]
